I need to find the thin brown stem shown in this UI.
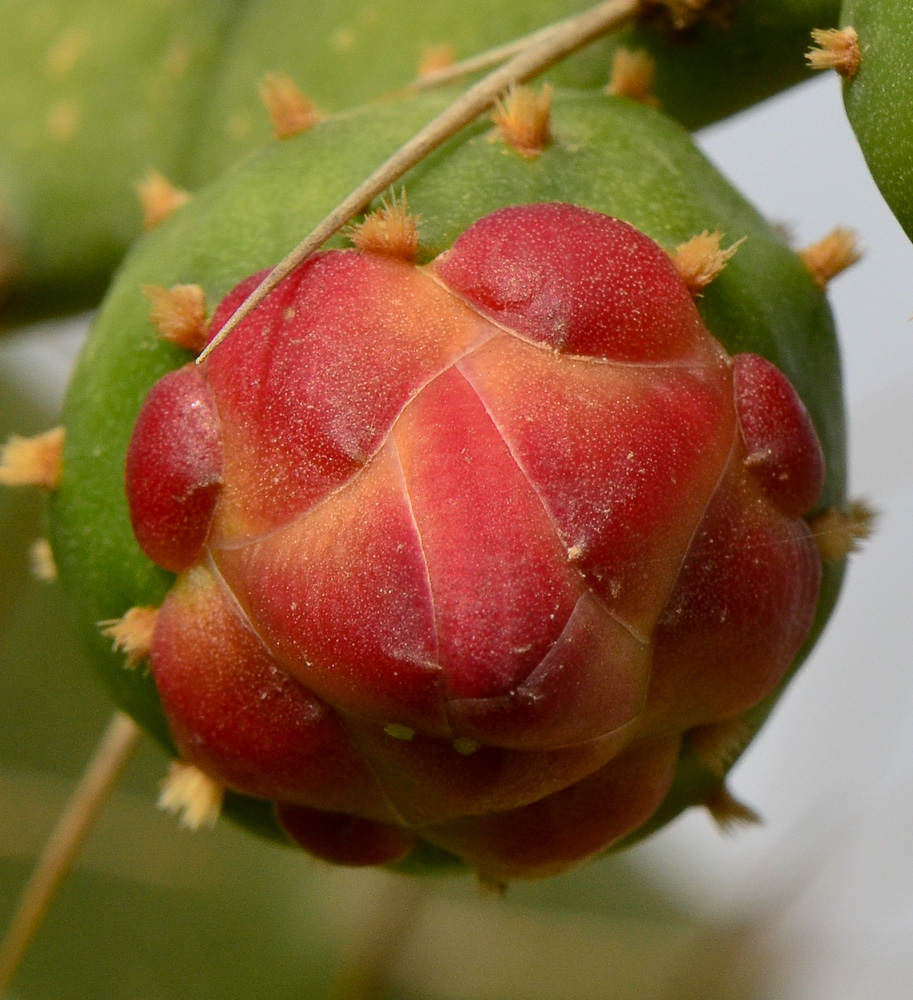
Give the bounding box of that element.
[323,875,427,1000]
[0,712,142,996]
[196,0,644,364]
[397,22,561,93]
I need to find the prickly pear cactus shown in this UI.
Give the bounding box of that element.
[42,87,850,879]
[827,1,913,241]
[0,0,842,322]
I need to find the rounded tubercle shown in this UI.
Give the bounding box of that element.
[125,365,223,573]
[432,202,708,362]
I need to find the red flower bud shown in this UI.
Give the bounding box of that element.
[125,204,824,879]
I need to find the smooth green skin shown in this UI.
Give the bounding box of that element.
[49,89,847,867]
[1,0,840,324]
[841,0,913,241]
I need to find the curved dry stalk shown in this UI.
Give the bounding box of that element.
[197,0,645,364]
[323,875,428,1000]
[398,21,562,93]
[0,712,142,996]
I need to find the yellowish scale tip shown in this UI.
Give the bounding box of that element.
[136,169,191,231]
[809,499,878,563]
[492,83,553,160]
[158,760,224,830]
[348,192,421,262]
[807,27,861,79]
[98,606,158,668]
[29,537,58,583]
[702,784,762,834]
[672,231,746,294]
[417,42,458,78]
[143,283,209,354]
[605,48,661,108]
[799,227,862,289]
[689,717,753,777]
[0,427,65,491]
[258,72,324,139]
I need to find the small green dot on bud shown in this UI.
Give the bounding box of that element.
[384,723,415,741]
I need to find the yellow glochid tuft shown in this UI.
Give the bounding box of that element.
[258,72,324,139]
[799,227,861,289]
[0,427,65,491]
[348,192,420,262]
[418,42,458,79]
[671,231,746,294]
[136,170,191,231]
[644,0,734,32]
[99,606,159,668]
[492,83,553,160]
[702,784,762,834]
[809,499,877,563]
[143,283,209,354]
[806,27,861,79]
[158,760,224,830]
[605,48,660,108]
[29,538,58,583]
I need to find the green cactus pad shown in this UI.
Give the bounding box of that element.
[48,88,847,865]
[840,0,913,241]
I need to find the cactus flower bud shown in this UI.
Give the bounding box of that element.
[123,204,824,880]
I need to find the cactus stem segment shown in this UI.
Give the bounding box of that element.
[348,193,420,261]
[143,283,209,353]
[799,227,861,289]
[809,499,877,563]
[158,761,223,830]
[196,0,644,363]
[135,170,191,231]
[806,27,861,80]
[605,48,660,107]
[99,606,158,667]
[0,427,65,490]
[672,232,745,294]
[28,538,58,583]
[689,717,752,776]
[418,43,458,79]
[702,785,762,833]
[258,72,324,139]
[493,83,553,159]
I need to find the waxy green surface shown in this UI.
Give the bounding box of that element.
[841,0,913,241]
[1,0,840,323]
[47,89,848,860]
